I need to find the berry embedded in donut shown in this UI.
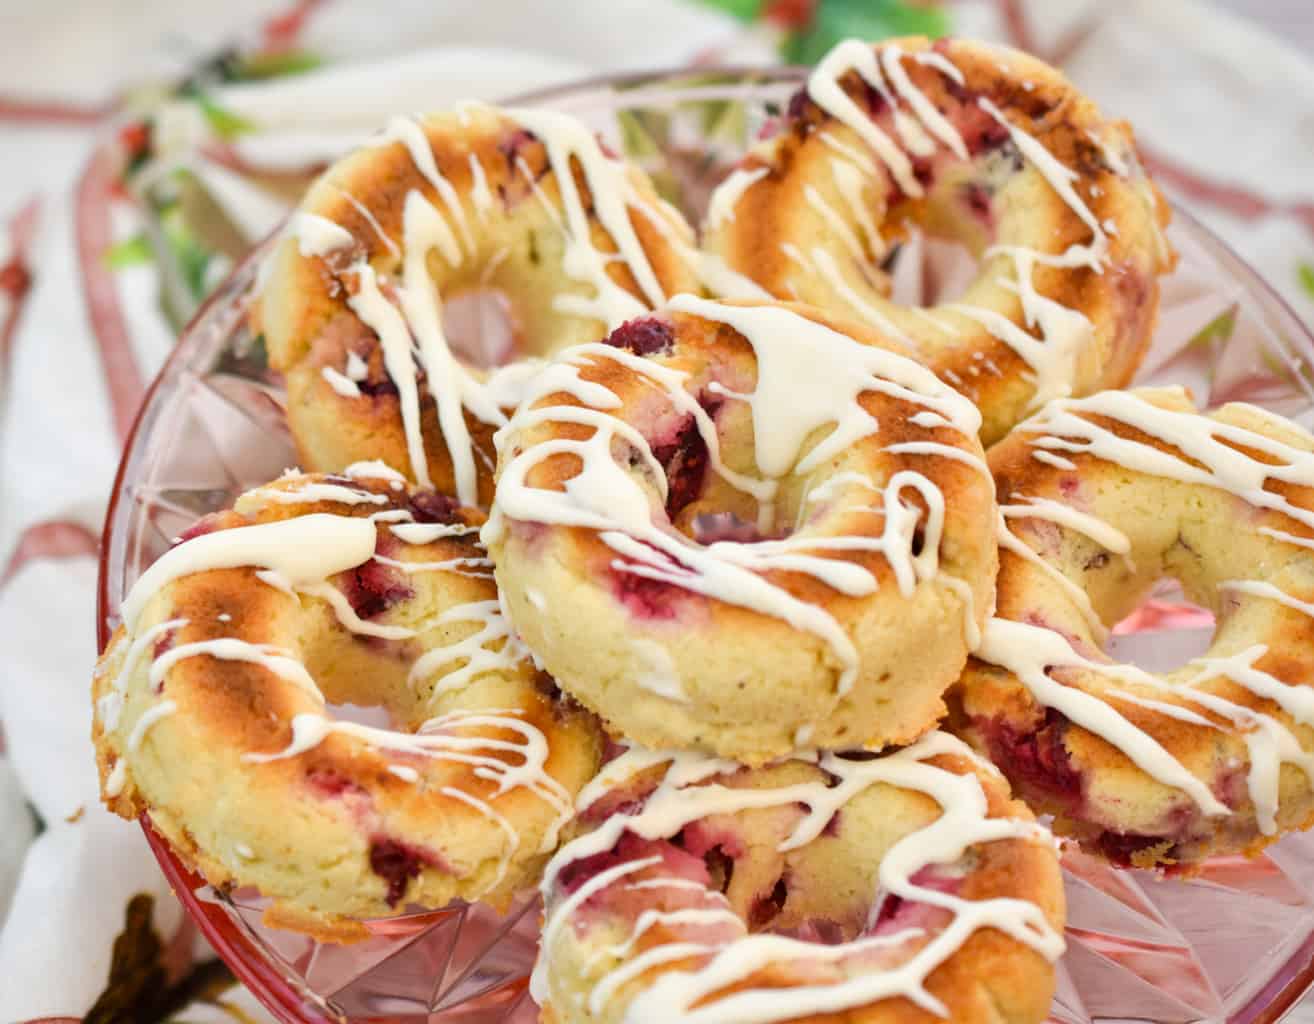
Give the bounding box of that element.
[701,37,1177,445]
[950,387,1314,869]
[486,297,998,764]
[256,104,704,508]
[92,465,603,938]
[534,731,1065,1024]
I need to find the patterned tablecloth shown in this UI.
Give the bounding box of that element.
[2,0,1313,1019]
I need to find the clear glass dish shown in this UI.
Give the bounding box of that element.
[97,67,1314,1024]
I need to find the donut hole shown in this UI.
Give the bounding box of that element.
[1106,577,1217,673]
[885,225,984,309]
[441,287,521,368]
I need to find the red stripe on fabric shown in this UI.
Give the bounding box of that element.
[262,0,328,50]
[1140,146,1314,239]
[994,0,1038,55]
[1,519,99,588]
[0,96,110,125]
[0,196,42,373]
[74,141,145,441]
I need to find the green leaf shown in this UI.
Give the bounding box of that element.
[194,92,257,141]
[695,0,765,21]
[235,48,323,80]
[161,203,215,300]
[1188,306,1238,350]
[1298,262,1314,300]
[781,0,950,65]
[617,109,669,162]
[103,234,153,270]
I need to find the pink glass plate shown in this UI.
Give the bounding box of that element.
[96,67,1314,1024]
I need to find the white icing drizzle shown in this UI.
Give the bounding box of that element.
[828,158,886,260]
[1000,494,1132,559]
[105,759,127,797]
[1030,448,1077,471]
[344,459,408,483]
[535,731,1062,1020]
[882,44,967,159]
[292,212,356,258]
[976,618,1229,816]
[321,365,362,397]
[996,514,1107,641]
[490,298,981,698]
[372,116,474,254]
[332,184,401,260]
[320,106,683,504]
[1084,128,1130,177]
[705,167,769,231]
[248,479,390,507]
[390,521,480,545]
[149,639,325,703]
[804,186,866,262]
[97,618,188,729]
[388,764,420,783]
[127,700,177,752]
[807,40,920,197]
[409,599,526,697]
[804,246,913,345]
[1022,391,1314,535]
[441,783,519,888]
[245,707,572,850]
[467,152,494,217]
[122,515,376,630]
[818,130,878,177]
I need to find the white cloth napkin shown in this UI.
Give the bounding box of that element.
[2,0,1313,1019]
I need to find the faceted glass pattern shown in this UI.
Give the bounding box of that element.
[99,69,1314,1024]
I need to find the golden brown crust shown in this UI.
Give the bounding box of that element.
[951,387,1314,867]
[490,298,997,763]
[93,471,603,934]
[702,37,1176,445]
[538,743,1064,1024]
[257,106,699,502]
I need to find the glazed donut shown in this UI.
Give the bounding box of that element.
[533,730,1065,1024]
[701,36,1176,444]
[257,103,700,506]
[486,296,997,764]
[93,466,602,939]
[951,387,1314,868]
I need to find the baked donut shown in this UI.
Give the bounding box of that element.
[701,36,1175,445]
[951,387,1314,868]
[486,296,997,763]
[533,730,1065,1024]
[257,104,701,506]
[92,465,602,939]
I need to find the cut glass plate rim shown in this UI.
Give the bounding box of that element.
[93,63,1314,1024]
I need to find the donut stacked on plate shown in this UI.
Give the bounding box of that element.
[91,34,1314,1024]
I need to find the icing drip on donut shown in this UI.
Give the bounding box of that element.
[292,213,355,258]
[321,366,362,397]
[121,515,377,630]
[978,392,1314,833]
[706,167,769,231]
[315,107,688,503]
[1001,494,1133,564]
[246,707,573,849]
[535,731,1063,1021]
[409,599,527,697]
[976,618,1229,816]
[97,618,188,730]
[248,479,391,506]
[149,639,325,702]
[1023,390,1314,533]
[490,299,981,695]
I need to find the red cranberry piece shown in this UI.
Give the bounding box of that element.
[174,512,226,545]
[748,876,789,930]
[151,627,177,660]
[652,414,711,521]
[409,490,462,524]
[693,512,763,545]
[982,708,1084,808]
[306,769,366,799]
[962,182,993,224]
[498,128,536,169]
[606,316,674,357]
[357,375,399,398]
[369,837,434,906]
[339,559,414,620]
[613,570,681,621]
[786,87,811,121]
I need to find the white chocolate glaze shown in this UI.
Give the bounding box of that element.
[535,731,1062,1021]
